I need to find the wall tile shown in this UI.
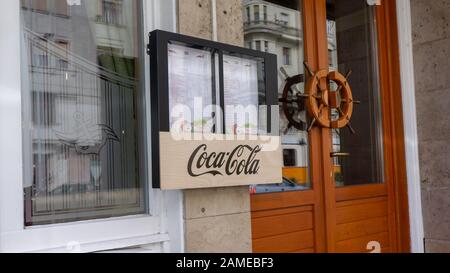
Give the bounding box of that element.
[419,140,450,187]
[415,88,450,142]
[425,239,450,253]
[413,38,450,93]
[216,0,244,46]
[411,0,450,45]
[178,0,212,39]
[421,187,450,241]
[413,0,450,251]
[184,187,250,220]
[185,213,252,253]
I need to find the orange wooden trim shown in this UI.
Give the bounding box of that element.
[302,0,328,253]
[335,184,388,202]
[314,0,338,253]
[250,190,314,212]
[377,1,397,254]
[381,248,392,253]
[336,216,389,242]
[291,248,315,253]
[389,0,411,254]
[336,196,388,208]
[335,231,390,253]
[336,200,388,225]
[253,230,315,253]
[252,211,314,239]
[376,0,411,253]
[251,205,313,219]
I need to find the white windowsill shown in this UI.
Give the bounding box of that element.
[1,215,166,253]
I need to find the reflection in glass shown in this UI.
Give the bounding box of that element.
[223,53,265,136]
[168,43,215,134]
[21,0,146,225]
[244,0,311,194]
[327,0,384,187]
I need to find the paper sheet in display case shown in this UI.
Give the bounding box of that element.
[223,54,259,136]
[168,44,214,134]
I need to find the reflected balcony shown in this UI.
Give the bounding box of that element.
[244,20,301,40]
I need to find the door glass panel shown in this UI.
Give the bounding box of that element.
[327,0,384,187]
[243,0,311,194]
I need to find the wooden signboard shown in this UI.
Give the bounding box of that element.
[159,133,282,190]
[148,30,281,190]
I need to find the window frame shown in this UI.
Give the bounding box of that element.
[255,40,261,51]
[246,6,250,23]
[0,0,182,253]
[54,0,69,16]
[282,47,291,65]
[280,12,289,25]
[263,5,267,21]
[254,5,260,21]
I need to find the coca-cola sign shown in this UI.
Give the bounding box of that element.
[157,133,282,190]
[187,144,262,177]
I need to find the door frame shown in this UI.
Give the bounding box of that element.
[251,0,411,253]
[375,0,410,252]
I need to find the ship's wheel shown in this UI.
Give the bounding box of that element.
[279,62,360,133]
[278,69,307,132]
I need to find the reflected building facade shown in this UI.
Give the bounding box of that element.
[243,0,338,189]
[21,0,145,226]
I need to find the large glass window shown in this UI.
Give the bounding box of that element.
[21,0,146,226]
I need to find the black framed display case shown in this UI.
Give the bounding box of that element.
[148,30,279,189]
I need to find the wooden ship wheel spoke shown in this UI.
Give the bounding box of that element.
[328,70,353,131]
[305,68,331,130]
[305,62,360,134]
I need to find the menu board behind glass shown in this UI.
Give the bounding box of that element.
[168,43,216,134]
[223,54,265,136]
[148,29,281,190]
[167,45,267,136]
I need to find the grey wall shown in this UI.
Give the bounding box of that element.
[411,0,450,253]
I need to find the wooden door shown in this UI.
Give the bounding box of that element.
[250,0,410,253]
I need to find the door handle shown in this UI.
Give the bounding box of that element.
[330,152,350,157]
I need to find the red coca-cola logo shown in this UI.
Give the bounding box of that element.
[187,144,261,177]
